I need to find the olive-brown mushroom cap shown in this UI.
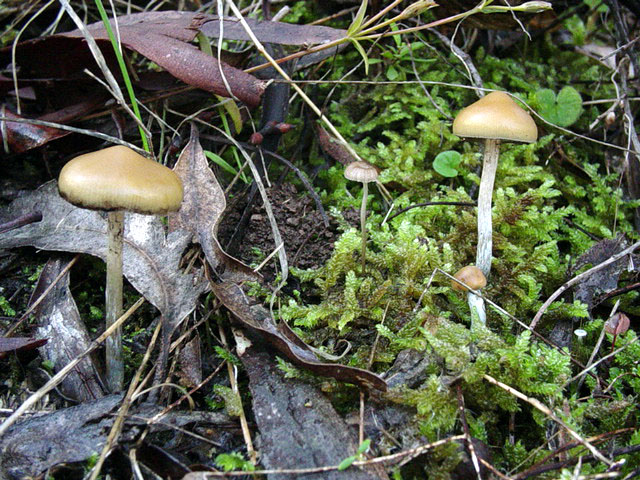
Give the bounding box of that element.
[344,161,379,183]
[453,91,538,143]
[452,265,487,292]
[59,146,183,214]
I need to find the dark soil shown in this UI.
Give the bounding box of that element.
[218,182,357,274]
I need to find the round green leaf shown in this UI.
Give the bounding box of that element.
[433,150,462,177]
[535,86,583,127]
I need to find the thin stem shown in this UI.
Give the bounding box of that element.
[360,182,368,274]
[106,210,124,392]
[467,290,486,324]
[476,138,500,276]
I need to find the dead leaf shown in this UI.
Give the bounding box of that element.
[31,256,105,402]
[0,182,206,332]
[0,109,70,153]
[211,281,388,391]
[2,12,347,108]
[171,124,257,283]
[178,334,202,388]
[572,236,631,311]
[239,346,389,480]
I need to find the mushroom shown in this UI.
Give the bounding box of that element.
[453,91,537,322]
[452,265,487,292]
[344,161,379,273]
[58,145,183,391]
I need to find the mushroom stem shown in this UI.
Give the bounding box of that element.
[470,138,500,324]
[476,138,501,277]
[360,182,368,274]
[105,210,124,391]
[467,290,486,324]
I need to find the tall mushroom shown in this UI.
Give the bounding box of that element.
[453,91,537,322]
[344,161,379,273]
[58,145,183,391]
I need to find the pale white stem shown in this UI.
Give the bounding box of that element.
[467,290,486,325]
[476,138,500,276]
[106,210,124,391]
[469,138,500,324]
[360,182,369,273]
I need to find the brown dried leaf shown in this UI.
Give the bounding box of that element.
[0,109,69,153]
[171,124,257,282]
[61,23,265,107]
[211,281,388,391]
[177,334,202,388]
[604,313,630,336]
[315,123,356,166]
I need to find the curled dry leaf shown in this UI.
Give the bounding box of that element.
[170,124,257,283]
[211,281,388,391]
[604,312,630,336]
[2,11,347,109]
[0,109,69,153]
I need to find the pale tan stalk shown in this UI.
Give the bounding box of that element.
[106,210,124,391]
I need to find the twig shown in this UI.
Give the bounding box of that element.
[5,254,79,337]
[456,384,483,480]
[483,374,612,467]
[223,325,256,464]
[530,241,640,329]
[88,320,163,480]
[187,434,466,477]
[0,211,42,235]
[0,116,150,157]
[388,201,475,221]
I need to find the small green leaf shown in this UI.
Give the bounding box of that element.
[386,65,399,81]
[348,0,368,36]
[204,150,239,176]
[535,86,583,127]
[433,150,462,177]
[350,39,369,75]
[357,438,371,454]
[338,455,356,471]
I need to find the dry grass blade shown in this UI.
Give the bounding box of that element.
[87,321,162,480]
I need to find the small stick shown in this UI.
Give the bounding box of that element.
[531,241,640,329]
[0,211,42,234]
[483,374,612,467]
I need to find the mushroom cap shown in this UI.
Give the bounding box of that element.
[453,91,538,143]
[344,161,379,183]
[452,265,487,292]
[58,146,183,214]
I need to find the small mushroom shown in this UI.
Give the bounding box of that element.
[452,265,487,292]
[453,91,537,276]
[344,161,379,273]
[58,145,183,391]
[453,91,537,323]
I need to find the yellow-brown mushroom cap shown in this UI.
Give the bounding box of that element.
[452,265,487,292]
[453,91,538,143]
[58,146,183,214]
